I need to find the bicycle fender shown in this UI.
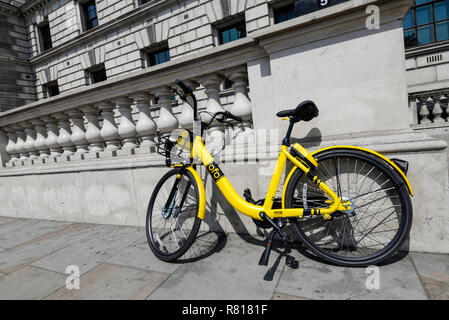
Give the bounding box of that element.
[281,146,413,205]
[187,166,207,219]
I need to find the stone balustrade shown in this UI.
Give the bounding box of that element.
[0,66,254,168]
[409,91,449,126]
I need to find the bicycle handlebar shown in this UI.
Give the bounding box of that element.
[223,111,243,123]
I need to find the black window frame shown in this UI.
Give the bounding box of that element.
[217,20,247,45]
[273,3,296,24]
[403,0,449,48]
[38,20,53,52]
[141,43,171,68]
[86,64,107,85]
[80,0,99,32]
[43,81,59,98]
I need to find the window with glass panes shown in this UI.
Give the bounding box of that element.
[38,22,52,52]
[218,22,246,44]
[274,3,296,24]
[82,0,99,31]
[147,47,171,66]
[403,0,449,48]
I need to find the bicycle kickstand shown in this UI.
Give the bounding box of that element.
[258,212,299,269]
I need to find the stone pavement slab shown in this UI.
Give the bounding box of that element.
[44,263,169,300]
[31,225,144,275]
[0,219,72,249]
[0,216,446,300]
[272,292,312,300]
[0,223,91,274]
[409,252,449,300]
[0,217,22,225]
[275,249,428,300]
[0,266,66,300]
[147,233,284,300]
[107,230,223,274]
[106,238,182,274]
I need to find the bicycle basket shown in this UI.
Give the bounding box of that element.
[156,129,193,167]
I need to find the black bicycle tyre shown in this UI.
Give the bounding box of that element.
[146,168,202,262]
[285,149,413,267]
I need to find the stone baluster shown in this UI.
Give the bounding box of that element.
[66,109,89,154]
[418,97,431,124]
[154,86,179,135]
[30,119,50,158]
[80,106,104,152]
[442,95,448,121]
[13,125,29,161]
[177,80,199,130]
[42,116,63,156]
[432,95,444,123]
[113,97,138,149]
[130,92,157,147]
[22,122,40,160]
[200,73,226,144]
[54,113,76,155]
[96,101,121,151]
[226,67,254,142]
[4,127,19,163]
[409,97,419,125]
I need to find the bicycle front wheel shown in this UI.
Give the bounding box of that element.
[285,149,413,267]
[146,168,202,262]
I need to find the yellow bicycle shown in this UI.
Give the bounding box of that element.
[146,80,413,267]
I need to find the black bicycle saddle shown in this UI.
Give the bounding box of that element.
[276,100,319,122]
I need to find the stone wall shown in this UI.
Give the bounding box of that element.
[0,5,36,111]
[24,0,278,100]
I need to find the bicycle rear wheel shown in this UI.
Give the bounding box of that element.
[146,168,202,262]
[285,149,413,267]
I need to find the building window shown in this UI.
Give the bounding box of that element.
[86,64,107,85]
[38,21,52,52]
[403,0,449,48]
[43,81,59,98]
[218,21,246,44]
[273,3,296,24]
[81,0,99,31]
[140,0,152,4]
[142,45,171,68]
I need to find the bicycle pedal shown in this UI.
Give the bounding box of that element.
[286,255,299,269]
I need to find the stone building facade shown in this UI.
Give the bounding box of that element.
[0,0,448,254]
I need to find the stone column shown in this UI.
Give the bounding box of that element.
[432,95,444,123]
[42,116,63,156]
[66,109,89,154]
[154,86,179,135]
[227,67,254,142]
[30,119,50,158]
[418,97,431,124]
[4,127,19,163]
[177,80,199,130]
[80,105,104,152]
[54,113,76,155]
[200,73,226,151]
[113,97,138,149]
[22,122,40,160]
[130,92,157,147]
[96,101,121,151]
[13,125,29,160]
[408,97,419,125]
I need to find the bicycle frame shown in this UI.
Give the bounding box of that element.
[189,135,349,221]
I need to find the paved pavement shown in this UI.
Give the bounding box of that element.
[0,216,447,300]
